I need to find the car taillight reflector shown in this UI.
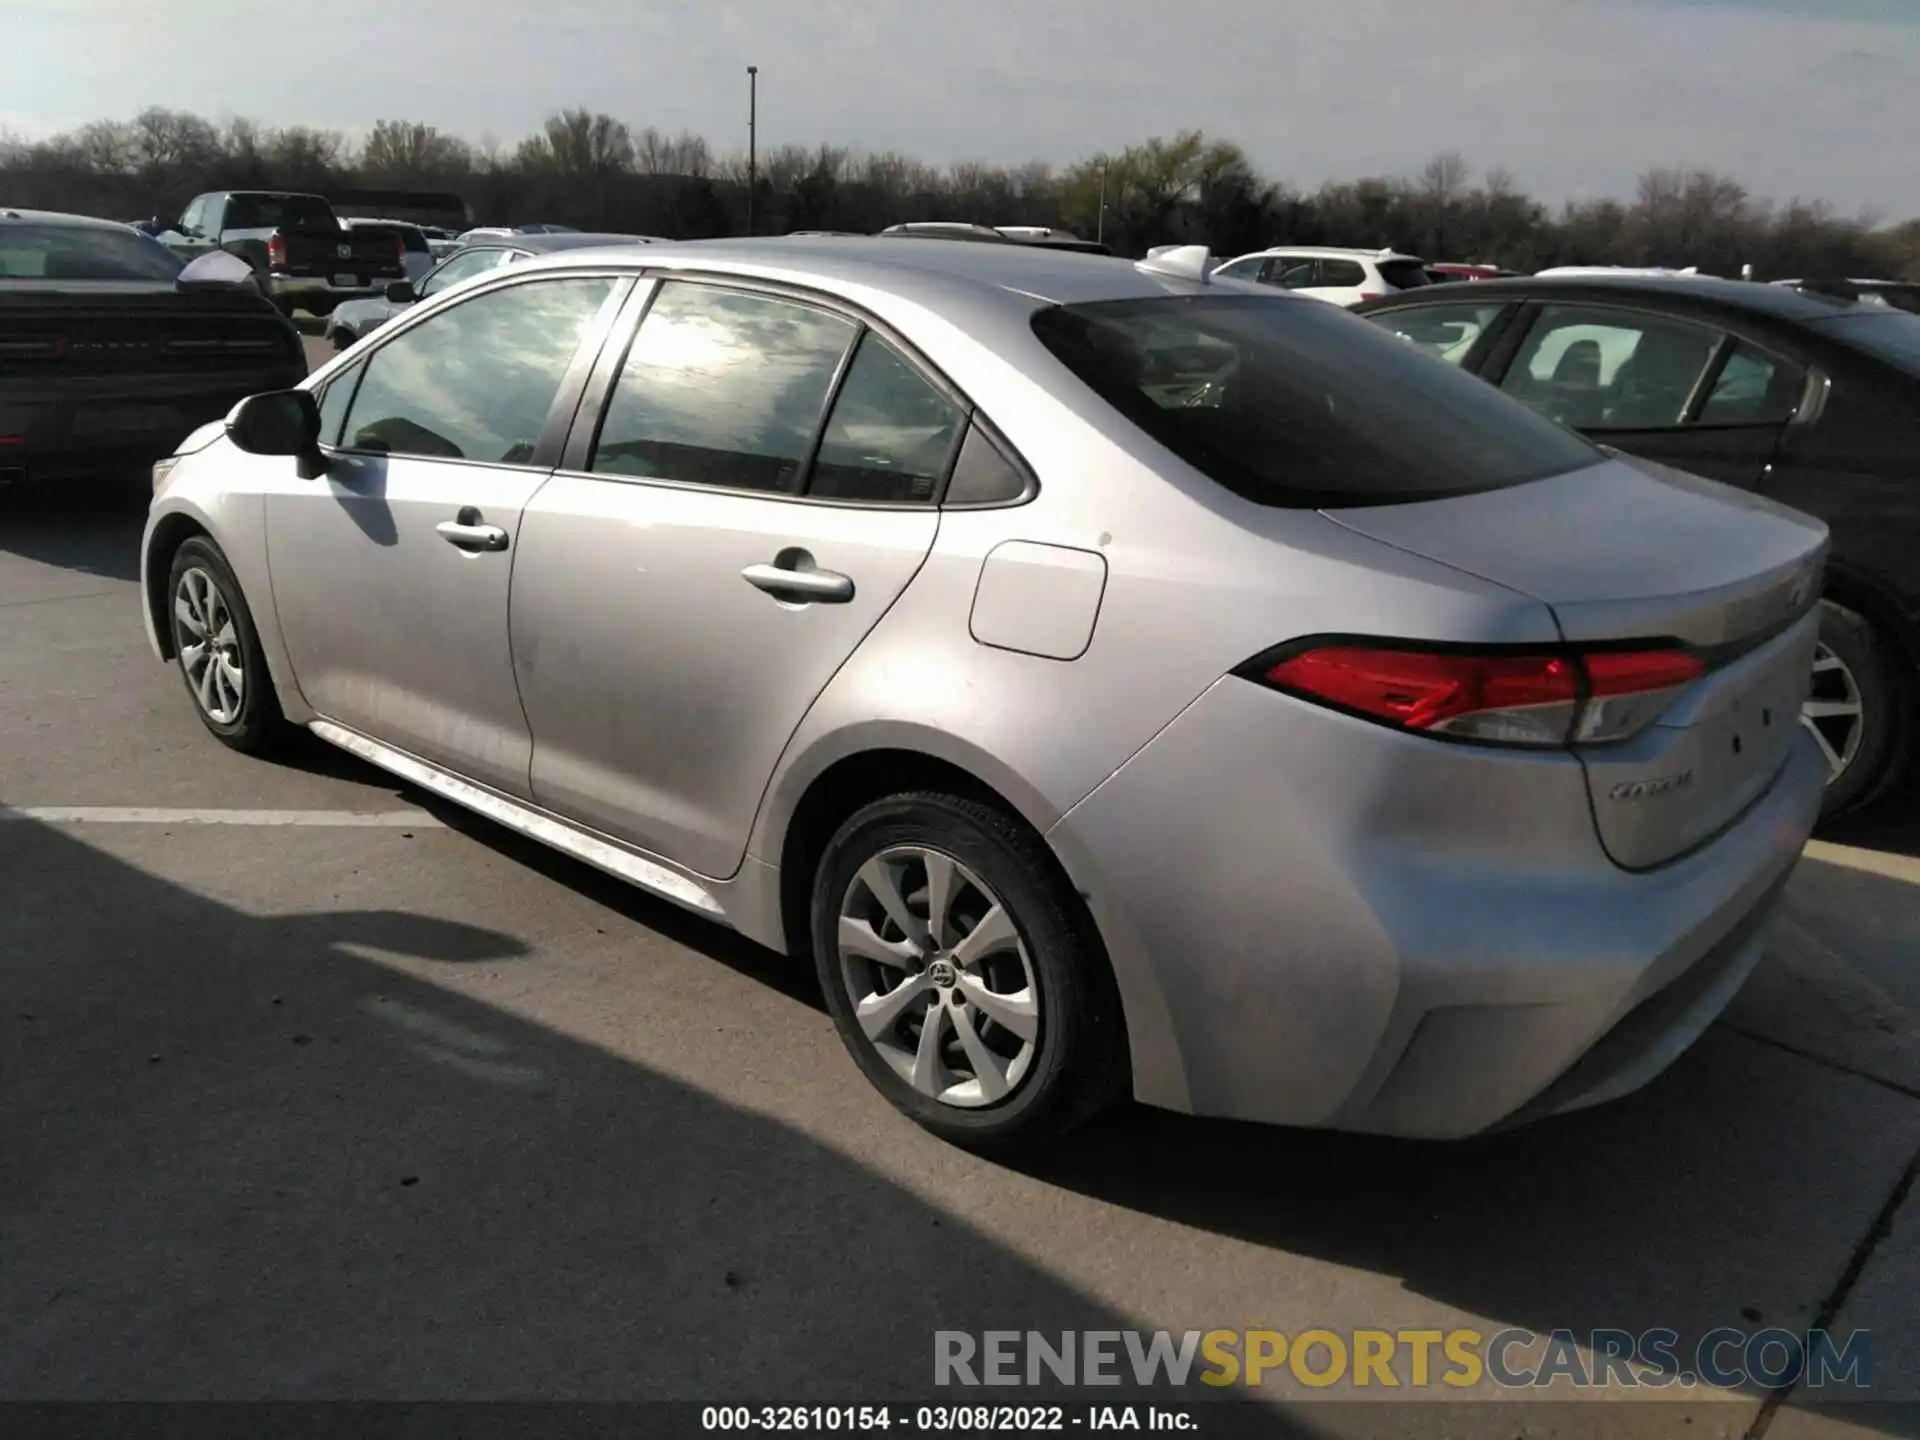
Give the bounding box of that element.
[267,233,287,268]
[1252,642,1704,747]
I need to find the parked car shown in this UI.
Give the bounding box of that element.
[415,226,462,260]
[321,232,665,350]
[1774,278,1920,316]
[339,217,436,284]
[0,208,305,485]
[143,237,1826,1151]
[1357,274,1920,816]
[1427,262,1524,284]
[151,191,408,318]
[1209,246,1433,305]
[456,224,580,243]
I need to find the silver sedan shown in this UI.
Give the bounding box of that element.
[142,237,1828,1151]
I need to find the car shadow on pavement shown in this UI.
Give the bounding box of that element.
[0,477,148,584]
[0,818,1162,1408]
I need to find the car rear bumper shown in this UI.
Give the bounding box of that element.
[1049,675,1825,1137]
[267,272,398,303]
[0,369,304,481]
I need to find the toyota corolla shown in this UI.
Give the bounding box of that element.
[141,237,1828,1150]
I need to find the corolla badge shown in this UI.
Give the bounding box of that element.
[1610,772,1696,801]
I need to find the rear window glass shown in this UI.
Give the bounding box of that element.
[1030,295,1601,508]
[1376,260,1432,290]
[225,194,336,230]
[1815,311,1920,376]
[0,223,183,280]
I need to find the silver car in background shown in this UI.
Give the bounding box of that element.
[142,237,1827,1151]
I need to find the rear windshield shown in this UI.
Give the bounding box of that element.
[1816,310,1920,376]
[1030,294,1601,508]
[226,193,336,230]
[354,222,430,253]
[0,223,184,280]
[1376,259,1432,290]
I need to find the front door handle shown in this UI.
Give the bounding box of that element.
[437,515,509,552]
[742,558,855,604]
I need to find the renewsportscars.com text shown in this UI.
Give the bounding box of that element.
[934,1328,1872,1391]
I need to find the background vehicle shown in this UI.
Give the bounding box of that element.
[1209,246,1432,304]
[1358,274,1920,816]
[339,217,436,284]
[1774,278,1920,315]
[153,190,406,317]
[320,231,665,350]
[145,237,1823,1152]
[1427,262,1524,284]
[456,223,580,243]
[0,208,304,485]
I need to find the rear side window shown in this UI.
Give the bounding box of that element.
[225,194,335,230]
[1319,259,1368,288]
[1376,260,1432,291]
[808,333,965,503]
[589,282,857,494]
[1030,294,1600,508]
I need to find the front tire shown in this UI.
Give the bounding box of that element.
[166,537,287,755]
[1806,599,1909,819]
[811,792,1126,1153]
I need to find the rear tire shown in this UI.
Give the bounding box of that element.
[810,792,1127,1154]
[1808,599,1908,820]
[166,537,289,756]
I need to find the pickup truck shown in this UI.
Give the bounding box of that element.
[154,191,407,317]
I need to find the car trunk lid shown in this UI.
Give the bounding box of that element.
[1322,456,1828,869]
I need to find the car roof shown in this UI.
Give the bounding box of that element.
[509,235,1230,316]
[1362,272,1885,323]
[460,232,665,254]
[1234,246,1424,262]
[0,207,138,233]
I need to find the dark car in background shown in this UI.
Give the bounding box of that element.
[1358,275,1920,816]
[154,190,406,317]
[0,208,306,486]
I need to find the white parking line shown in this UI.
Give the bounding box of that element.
[1803,839,1920,887]
[0,806,443,828]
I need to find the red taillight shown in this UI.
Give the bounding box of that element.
[1251,642,1703,747]
[1357,290,1385,301]
[267,233,287,268]
[395,237,406,264]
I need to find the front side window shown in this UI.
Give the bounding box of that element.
[1365,302,1508,366]
[808,333,966,503]
[340,276,616,463]
[1031,294,1599,508]
[1502,305,1722,430]
[589,282,857,494]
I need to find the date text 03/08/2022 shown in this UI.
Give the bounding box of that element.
[701,1405,1193,1432]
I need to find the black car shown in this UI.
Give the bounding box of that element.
[1356,275,1920,818]
[1,208,307,485]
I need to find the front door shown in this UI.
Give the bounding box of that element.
[512,280,965,877]
[264,272,624,795]
[1488,303,1797,489]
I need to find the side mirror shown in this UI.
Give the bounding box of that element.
[385,279,417,303]
[228,390,327,477]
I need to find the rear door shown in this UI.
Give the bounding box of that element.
[1484,302,1798,489]
[511,278,961,877]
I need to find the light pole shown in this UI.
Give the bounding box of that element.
[1096,162,1107,246]
[746,65,759,236]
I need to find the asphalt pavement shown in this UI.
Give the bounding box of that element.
[3,449,1918,1435]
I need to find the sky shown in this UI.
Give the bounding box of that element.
[4,0,1918,215]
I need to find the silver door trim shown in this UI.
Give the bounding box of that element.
[307,719,726,917]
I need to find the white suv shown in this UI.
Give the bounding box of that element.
[1211,246,1433,306]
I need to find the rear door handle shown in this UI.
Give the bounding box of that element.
[437,516,509,552]
[742,560,854,604]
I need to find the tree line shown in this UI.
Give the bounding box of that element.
[5,106,1918,280]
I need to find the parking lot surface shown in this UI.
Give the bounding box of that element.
[3,471,1918,1436]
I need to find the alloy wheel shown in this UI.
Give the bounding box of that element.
[174,566,246,725]
[836,846,1041,1108]
[1802,640,1865,785]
